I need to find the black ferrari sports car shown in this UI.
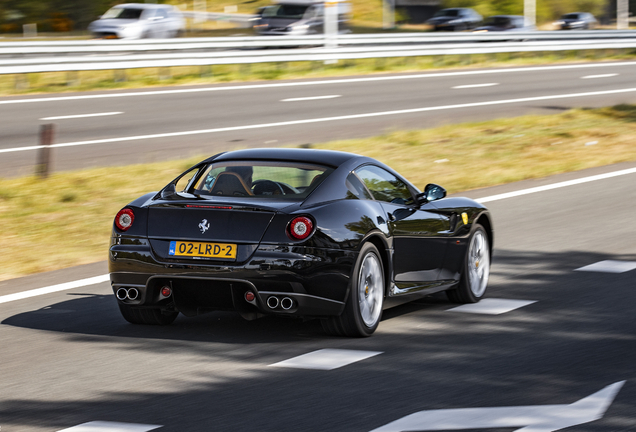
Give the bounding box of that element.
[109,148,493,337]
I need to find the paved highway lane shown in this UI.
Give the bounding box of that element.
[1,164,635,431]
[3,61,636,176]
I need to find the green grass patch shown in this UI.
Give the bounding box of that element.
[2,105,636,281]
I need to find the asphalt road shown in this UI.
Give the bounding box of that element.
[3,60,636,177]
[1,163,635,432]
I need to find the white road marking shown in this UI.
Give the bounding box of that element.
[452,83,499,89]
[370,381,624,432]
[448,298,536,315]
[581,73,618,79]
[0,274,109,305]
[40,111,123,121]
[269,349,382,370]
[575,260,636,273]
[1,61,635,106]
[57,421,162,432]
[476,167,636,203]
[281,95,341,102]
[5,86,636,155]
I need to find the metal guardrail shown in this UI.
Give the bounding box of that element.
[1,31,636,75]
[2,31,636,54]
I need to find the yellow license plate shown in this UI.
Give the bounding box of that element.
[169,241,237,260]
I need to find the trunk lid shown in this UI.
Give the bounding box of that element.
[146,200,297,263]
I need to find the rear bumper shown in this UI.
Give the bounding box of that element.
[109,238,356,318]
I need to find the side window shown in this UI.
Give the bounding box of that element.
[175,167,200,193]
[346,173,372,200]
[354,165,413,205]
[304,5,323,19]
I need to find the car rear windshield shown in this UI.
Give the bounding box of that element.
[262,4,310,19]
[102,7,144,20]
[190,161,333,199]
[434,9,460,18]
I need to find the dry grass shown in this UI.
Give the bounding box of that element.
[0,158,201,281]
[316,106,636,192]
[2,105,636,281]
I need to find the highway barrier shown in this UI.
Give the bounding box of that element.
[1,31,636,79]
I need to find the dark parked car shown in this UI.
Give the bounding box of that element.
[426,8,482,31]
[253,0,351,35]
[553,12,597,30]
[473,15,535,32]
[109,148,493,337]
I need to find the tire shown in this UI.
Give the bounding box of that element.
[322,243,384,337]
[118,303,178,325]
[447,225,490,304]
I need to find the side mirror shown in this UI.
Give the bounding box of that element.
[418,183,446,204]
[161,183,176,199]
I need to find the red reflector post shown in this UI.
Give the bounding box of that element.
[115,208,134,231]
[161,286,172,297]
[289,216,313,240]
[245,291,255,302]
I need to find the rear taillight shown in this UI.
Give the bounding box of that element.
[288,216,313,240]
[115,208,134,231]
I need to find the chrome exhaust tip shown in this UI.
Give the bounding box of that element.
[266,296,279,309]
[280,297,294,310]
[127,288,139,301]
[116,288,128,301]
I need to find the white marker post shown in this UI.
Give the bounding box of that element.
[324,0,338,49]
[524,0,536,27]
[383,0,395,29]
[370,381,624,432]
[617,0,629,29]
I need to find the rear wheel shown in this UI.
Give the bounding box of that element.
[118,304,178,325]
[447,225,490,303]
[322,243,384,337]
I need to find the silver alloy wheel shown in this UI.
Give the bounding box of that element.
[467,229,489,297]
[358,252,383,327]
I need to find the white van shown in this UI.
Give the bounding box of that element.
[253,0,351,36]
[88,3,185,39]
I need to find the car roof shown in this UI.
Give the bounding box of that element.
[273,0,332,4]
[113,3,170,9]
[205,148,361,167]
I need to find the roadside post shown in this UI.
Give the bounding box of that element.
[37,124,54,179]
[383,0,395,29]
[617,0,629,30]
[524,0,536,27]
[324,1,338,50]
